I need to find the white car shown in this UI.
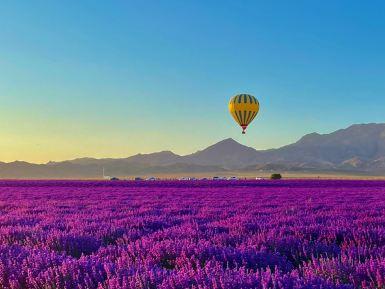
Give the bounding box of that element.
[212,176,221,180]
[228,176,239,181]
[146,177,157,181]
[255,177,264,180]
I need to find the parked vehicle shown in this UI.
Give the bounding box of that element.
[213,176,227,180]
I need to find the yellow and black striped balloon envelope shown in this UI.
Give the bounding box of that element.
[228,94,260,134]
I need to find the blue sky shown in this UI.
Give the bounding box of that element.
[0,0,384,162]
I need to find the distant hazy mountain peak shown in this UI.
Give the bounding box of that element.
[349,122,384,127]
[297,132,321,144]
[157,150,179,155]
[201,138,254,152]
[133,150,178,157]
[220,137,238,143]
[11,160,33,165]
[345,123,385,132]
[182,138,258,170]
[206,138,240,148]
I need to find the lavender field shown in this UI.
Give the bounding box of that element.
[1,180,385,288]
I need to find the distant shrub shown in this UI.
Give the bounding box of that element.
[270,173,282,180]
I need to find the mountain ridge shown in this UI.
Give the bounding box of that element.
[1,123,385,178]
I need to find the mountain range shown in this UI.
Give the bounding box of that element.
[1,123,385,178]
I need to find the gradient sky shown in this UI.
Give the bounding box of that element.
[1,1,385,163]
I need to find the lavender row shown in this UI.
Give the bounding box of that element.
[0,181,384,288]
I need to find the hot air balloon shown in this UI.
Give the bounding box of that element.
[228,94,260,134]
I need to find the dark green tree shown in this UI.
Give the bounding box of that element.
[270,173,282,180]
